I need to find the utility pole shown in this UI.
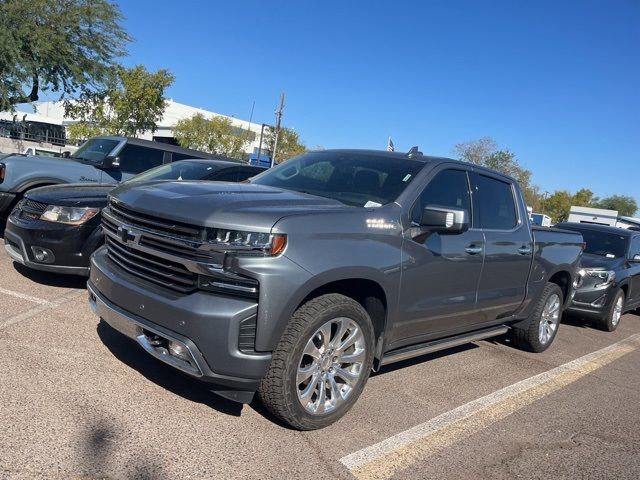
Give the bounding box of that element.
[271,92,285,168]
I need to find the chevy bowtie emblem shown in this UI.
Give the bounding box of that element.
[118,225,136,244]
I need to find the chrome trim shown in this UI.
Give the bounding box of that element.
[88,283,203,377]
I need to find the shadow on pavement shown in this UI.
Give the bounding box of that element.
[12,262,88,289]
[97,320,244,418]
[373,343,478,376]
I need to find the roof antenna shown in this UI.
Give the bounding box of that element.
[407,146,422,158]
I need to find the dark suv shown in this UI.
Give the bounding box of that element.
[557,222,640,331]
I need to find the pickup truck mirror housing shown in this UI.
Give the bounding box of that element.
[631,254,640,262]
[420,205,469,234]
[100,155,120,169]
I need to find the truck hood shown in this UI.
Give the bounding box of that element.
[110,180,352,231]
[579,253,625,270]
[26,183,115,207]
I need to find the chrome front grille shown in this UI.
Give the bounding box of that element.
[105,236,198,293]
[108,200,204,240]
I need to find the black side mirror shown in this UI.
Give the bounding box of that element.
[420,205,469,234]
[101,155,120,169]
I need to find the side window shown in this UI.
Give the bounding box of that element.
[474,175,517,230]
[117,145,166,174]
[412,169,471,224]
[236,167,263,182]
[210,167,240,182]
[172,152,198,162]
[630,237,640,258]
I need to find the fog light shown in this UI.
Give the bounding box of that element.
[30,246,54,264]
[168,341,190,362]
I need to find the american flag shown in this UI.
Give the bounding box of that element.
[387,137,395,152]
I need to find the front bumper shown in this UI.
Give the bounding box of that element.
[566,286,615,318]
[4,213,96,275]
[88,248,272,403]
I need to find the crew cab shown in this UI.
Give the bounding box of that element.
[87,149,583,430]
[0,136,221,224]
[557,222,640,331]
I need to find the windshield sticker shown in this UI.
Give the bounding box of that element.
[367,218,396,230]
[402,174,412,182]
[606,253,615,258]
[364,201,382,208]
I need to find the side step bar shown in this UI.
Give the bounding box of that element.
[380,325,510,366]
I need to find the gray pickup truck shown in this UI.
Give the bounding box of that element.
[0,136,218,223]
[87,149,583,430]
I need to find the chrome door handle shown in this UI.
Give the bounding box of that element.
[518,246,532,255]
[465,246,483,255]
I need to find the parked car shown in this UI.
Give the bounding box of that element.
[0,136,225,224]
[87,149,583,430]
[557,222,640,331]
[4,159,265,276]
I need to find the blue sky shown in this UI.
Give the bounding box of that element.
[117,0,639,202]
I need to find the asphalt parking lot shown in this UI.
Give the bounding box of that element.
[1,238,639,480]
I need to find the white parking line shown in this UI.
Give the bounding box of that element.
[0,286,52,305]
[340,333,640,479]
[0,289,84,330]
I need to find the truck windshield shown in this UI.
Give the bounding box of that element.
[575,229,628,258]
[250,152,425,207]
[71,138,120,163]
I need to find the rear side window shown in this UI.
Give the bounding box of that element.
[210,167,240,182]
[412,169,471,224]
[474,175,517,230]
[117,144,165,174]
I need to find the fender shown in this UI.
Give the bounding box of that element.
[258,265,396,352]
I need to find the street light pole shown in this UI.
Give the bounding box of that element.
[271,92,285,168]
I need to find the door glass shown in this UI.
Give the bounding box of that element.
[412,169,471,223]
[475,175,517,230]
[117,144,166,174]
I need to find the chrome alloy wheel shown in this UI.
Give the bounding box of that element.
[296,317,366,415]
[612,295,623,327]
[539,293,561,345]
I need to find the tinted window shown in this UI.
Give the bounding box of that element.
[210,167,240,182]
[475,175,517,230]
[72,138,120,163]
[630,236,640,258]
[562,227,629,258]
[251,152,424,207]
[172,152,201,162]
[236,167,264,182]
[125,161,224,183]
[412,169,471,223]
[117,144,165,174]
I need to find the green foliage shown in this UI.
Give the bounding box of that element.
[267,127,307,163]
[596,195,638,217]
[65,65,174,138]
[173,113,248,159]
[543,191,573,223]
[454,138,540,210]
[0,0,130,111]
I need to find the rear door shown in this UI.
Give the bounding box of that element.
[471,172,533,322]
[626,235,640,307]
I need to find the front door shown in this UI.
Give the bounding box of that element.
[393,167,485,346]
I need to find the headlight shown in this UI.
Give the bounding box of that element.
[578,268,616,289]
[205,228,287,256]
[40,205,100,225]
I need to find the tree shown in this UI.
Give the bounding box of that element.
[543,190,573,223]
[173,113,248,159]
[596,195,638,217]
[0,0,130,111]
[572,188,598,208]
[65,65,174,139]
[454,138,542,210]
[267,127,306,163]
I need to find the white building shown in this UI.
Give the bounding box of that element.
[28,100,272,157]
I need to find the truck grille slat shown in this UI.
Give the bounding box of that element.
[109,201,203,239]
[106,252,195,294]
[22,199,48,214]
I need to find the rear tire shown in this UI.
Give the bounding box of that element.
[596,289,624,332]
[510,282,563,353]
[258,293,375,430]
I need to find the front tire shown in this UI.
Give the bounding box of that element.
[510,282,563,353]
[596,289,624,332]
[258,294,375,430]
